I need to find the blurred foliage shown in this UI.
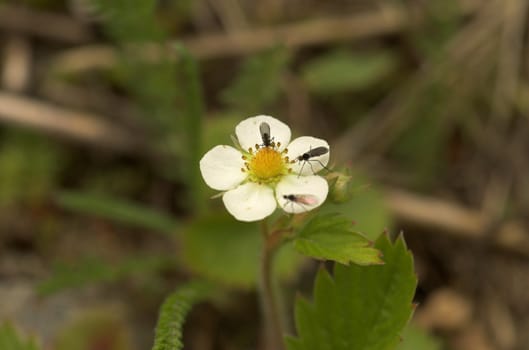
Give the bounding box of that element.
[156,0,194,32]
[396,325,442,350]
[0,131,63,207]
[92,0,204,210]
[57,191,179,234]
[181,214,302,289]
[0,323,39,350]
[92,0,164,42]
[112,57,180,135]
[301,49,397,95]
[220,47,291,115]
[411,0,461,58]
[287,235,417,350]
[390,84,449,188]
[201,113,243,154]
[67,0,184,161]
[79,165,147,197]
[38,255,175,295]
[54,310,132,350]
[292,213,383,265]
[152,281,213,350]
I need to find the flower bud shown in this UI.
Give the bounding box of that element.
[326,170,353,203]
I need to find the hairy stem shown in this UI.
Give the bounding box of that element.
[259,219,285,350]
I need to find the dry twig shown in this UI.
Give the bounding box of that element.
[0,92,140,152]
[50,5,406,75]
[385,189,529,256]
[491,0,528,127]
[1,35,32,92]
[0,5,93,43]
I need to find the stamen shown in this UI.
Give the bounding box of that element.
[246,146,287,182]
[277,142,281,148]
[248,147,253,154]
[255,144,260,149]
[242,155,247,160]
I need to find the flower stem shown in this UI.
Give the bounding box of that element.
[259,219,285,350]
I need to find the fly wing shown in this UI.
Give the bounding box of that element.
[296,194,319,205]
[259,122,271,144]
[307,146,329,158]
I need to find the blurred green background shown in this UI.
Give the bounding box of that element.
[0,0,528,349]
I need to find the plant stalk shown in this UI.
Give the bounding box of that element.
[259,219,285,350]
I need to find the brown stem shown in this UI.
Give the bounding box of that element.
[259,219,285,350]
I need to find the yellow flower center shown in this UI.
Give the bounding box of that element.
[241,144,291,184]
[249,147,285,179]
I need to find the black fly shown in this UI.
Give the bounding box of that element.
[259,122,273,147]
[296,146,330,176]
[298,146,328,161]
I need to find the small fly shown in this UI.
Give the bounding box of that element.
[296,146,330,176]
[259,122,273,147]
[282,194,319,213]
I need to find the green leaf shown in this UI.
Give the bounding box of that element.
[56,191,179,234]
[395,325,442,350]
[0,322,39,350]
[152,281,212,350]
[0,131,62,207]
[181,214,302,289]
[302,49,397,95]
[174,45,205,213]
[37,255,174,295]
[293,213,383,265]
[220,47,290,114]
[287,234,417,350]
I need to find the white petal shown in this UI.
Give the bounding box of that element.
[275,175,328,214]
[199,145,247,191]
[223,183,277,222]
[286,136,330,176]
[235,115,291,152]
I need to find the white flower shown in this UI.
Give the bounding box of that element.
[200,115,330,222]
